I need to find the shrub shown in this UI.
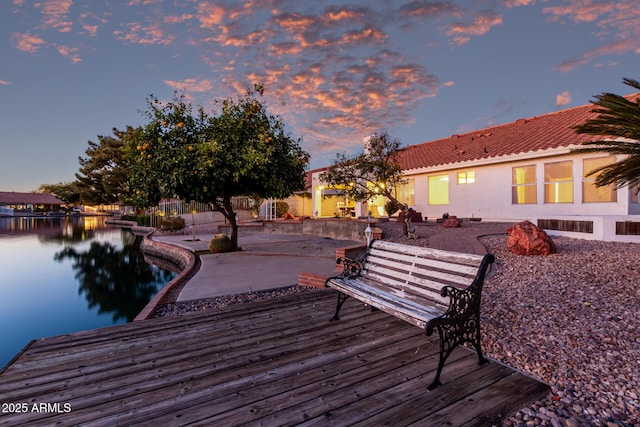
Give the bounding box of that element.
[160,216,186,232]
[384,200,402,217]
[122,214,151,226]
[275,201,289,218]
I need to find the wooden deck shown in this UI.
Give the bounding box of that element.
[0,290,549,426]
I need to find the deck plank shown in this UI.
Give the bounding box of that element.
[0,290,549,427]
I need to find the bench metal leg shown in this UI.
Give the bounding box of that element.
[330,292,349,322]
[428,327,452,390]
[427,315,487,390]
[471,313,487,366]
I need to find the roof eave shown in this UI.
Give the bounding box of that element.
[401,145,581,176]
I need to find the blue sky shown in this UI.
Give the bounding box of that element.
[2,0,640,192]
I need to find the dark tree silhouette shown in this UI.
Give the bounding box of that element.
[55,236,174,322]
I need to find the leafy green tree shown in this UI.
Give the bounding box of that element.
[127,86,309,250]
[320,131,406,209]
[37,181,81,205]
[573,78,640,189]
[76,127,138,205]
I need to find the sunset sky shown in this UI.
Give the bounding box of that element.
[2,0,640,192]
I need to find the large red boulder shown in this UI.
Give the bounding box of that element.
[507,220,557,256]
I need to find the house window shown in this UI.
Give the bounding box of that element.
[582,156,617,203]
[457,171,475,184]
[428,175,449,205]
[544,161,573,203]
[512,165,536,204]
[396,179,415,206]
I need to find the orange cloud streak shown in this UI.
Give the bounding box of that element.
[12,32,46,53]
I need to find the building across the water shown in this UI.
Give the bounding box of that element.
[0,191,65,216]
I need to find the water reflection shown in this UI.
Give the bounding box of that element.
[54,232,174,322]
[0,216,177,369]
[0,216,99,242]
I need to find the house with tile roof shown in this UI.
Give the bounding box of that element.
[310,98,640,242]
[0,191,65,216]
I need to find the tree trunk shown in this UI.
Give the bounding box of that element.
[221,195,239,251]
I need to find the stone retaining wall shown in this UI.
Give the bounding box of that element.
[133,236,198,321]
[218,219,380,242]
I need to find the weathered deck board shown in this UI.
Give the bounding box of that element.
[0,290,549,426]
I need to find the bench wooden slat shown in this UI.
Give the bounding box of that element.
[358,270,451,305]
[338,273,451,308]
[371,240,485,265]
[365,260,475,288]
[327,279,446,329]
[368,247,481,277]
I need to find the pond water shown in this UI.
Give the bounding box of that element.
[0,216,176,369]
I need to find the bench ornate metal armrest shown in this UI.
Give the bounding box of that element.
[335,256,366,279]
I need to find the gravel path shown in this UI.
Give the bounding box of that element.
[151,222,639,426]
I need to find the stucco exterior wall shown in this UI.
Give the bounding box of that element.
[406,152,635,221]
[309,151,640,242]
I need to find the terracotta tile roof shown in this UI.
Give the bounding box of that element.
[0,191,64,205]
[304,166,329,189]
[398,96,635,171]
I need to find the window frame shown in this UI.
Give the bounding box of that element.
[457,170,475,185]
[544,160,574,204]
[428,174,449,205]
[582,156,617,203]
[511,165,537,205]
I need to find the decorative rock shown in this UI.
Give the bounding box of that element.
[507,220,557,255]
[443,215,462,228]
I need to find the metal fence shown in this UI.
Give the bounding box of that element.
[146,197,257,227]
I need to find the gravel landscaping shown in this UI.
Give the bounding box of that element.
[480,234,639,427]
[151,222,639,426]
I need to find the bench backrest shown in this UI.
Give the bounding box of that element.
[363,240,488,310]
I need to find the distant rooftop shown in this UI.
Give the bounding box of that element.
[0,191,64,205]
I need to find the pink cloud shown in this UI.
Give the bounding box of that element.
[114,22,175,45]
[544,2,614,23]
[196,3,226,29]
[79,11,109,37]
[339,27,387,45]
[269,42,303,56]
[274,13,318,33]
[505,0,535,7]
[555,36,640,72]
[36,0,73,33]
[556,90,572,107]
[0,80,10,85]
[447,10,503,46]
[322,5,369,24]
[12,32,47,53]
[398,1,460,18]
[163,78,214,93]
[544,0,640,70]
[125,0,162,5]
[55,44,81,63]
[164,14,194,25]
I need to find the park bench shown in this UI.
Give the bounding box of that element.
[325,239,495,390]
